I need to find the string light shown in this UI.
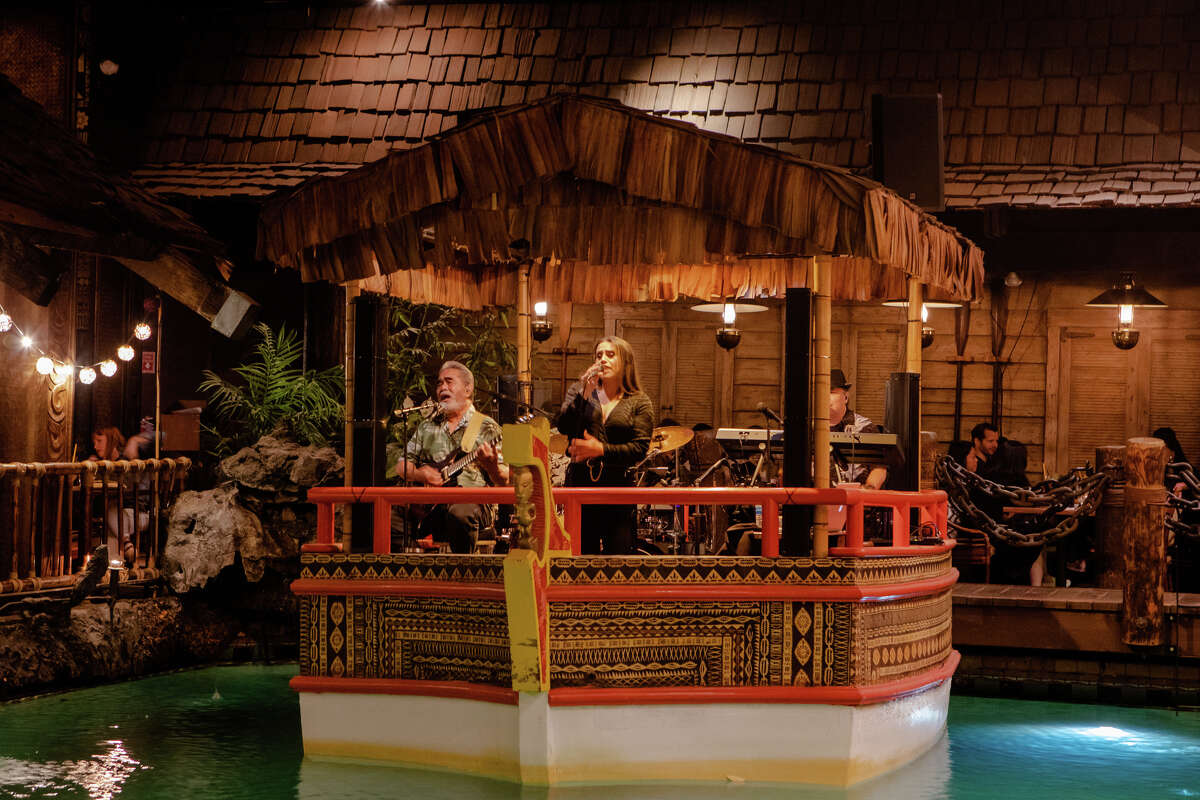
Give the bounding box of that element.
[0,302,150,384]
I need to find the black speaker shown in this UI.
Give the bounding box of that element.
[884,372,921,492]
[497,374,520,423]
[871,94,945,211]
[350,294,388,550]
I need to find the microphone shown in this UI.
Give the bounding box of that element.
[583,362,602,381]
[394,401,438,417]
[756,402,784,425]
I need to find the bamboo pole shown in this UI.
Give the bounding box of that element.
[905,276,923,487]
[342,284,359,540]
[517,261,532,407]
[905,276,922,374]
[812,257,831,557]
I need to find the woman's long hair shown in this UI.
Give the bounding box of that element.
[1152,427,1190,465]
[597,336,643,395]
[93,426,126,459]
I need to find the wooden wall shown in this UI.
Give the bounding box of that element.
[529,279,1200,483]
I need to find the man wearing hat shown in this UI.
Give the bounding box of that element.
[828,369,888,490]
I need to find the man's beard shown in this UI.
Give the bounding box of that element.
[440,396,468,414]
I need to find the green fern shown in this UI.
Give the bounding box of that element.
[199,323,344,456]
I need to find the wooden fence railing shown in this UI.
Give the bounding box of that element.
[0,458,190,594]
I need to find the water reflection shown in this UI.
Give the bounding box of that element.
[0,740,143,800]
[296,734,951,800]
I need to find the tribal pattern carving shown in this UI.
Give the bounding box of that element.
[549,553,951,586]
[300,553,505,583]
[299,593,512,687]
[852,590,954,685]
[549,600,789,687]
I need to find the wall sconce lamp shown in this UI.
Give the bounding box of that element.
[881,298,960,349]
[1085,272,1166,350]
[531,301,552,343]
[689,300,768,351]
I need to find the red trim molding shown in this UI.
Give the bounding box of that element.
[548,651,960,708]
[300,543,343,554]
[290,579,506,600]
[546,570,958,603]
[291,676,519,705]
[829,543,954,557]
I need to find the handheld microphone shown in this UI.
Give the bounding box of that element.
[756,402,784,425]
[583,362,603,381]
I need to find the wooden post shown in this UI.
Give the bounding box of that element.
[812,258,831,557]
[1121,436,1168,647]
[920,431,938,491]
[1094,445,1126,589]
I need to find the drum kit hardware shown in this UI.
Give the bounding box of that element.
[629,424,780,556]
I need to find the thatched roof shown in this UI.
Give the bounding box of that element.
[0,71,237,281]
[258,94,983,308]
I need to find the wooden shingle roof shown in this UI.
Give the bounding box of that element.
[130,2,1200,208]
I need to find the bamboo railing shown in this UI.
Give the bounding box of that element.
[0,458,190,594]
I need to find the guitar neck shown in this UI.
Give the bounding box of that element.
[441,449,480,482]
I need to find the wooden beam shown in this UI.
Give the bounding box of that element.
[0,198,164,261]
[115,246,257,338]
[0,224,68,306]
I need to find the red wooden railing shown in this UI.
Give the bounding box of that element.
[305,485,950,557]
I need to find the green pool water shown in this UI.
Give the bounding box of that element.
[0,665,1197,799]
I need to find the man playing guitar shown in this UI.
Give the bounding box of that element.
[393,360,508,553]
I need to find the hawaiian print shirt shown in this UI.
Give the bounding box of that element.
[397,404,503,488]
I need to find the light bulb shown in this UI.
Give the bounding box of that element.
[20,335,32,348]
[100,359,117,377]
[117,345,135,361]
[1118,304,1133,326]
[133,322,152,341]
[79,366,97,385]
[722,302,736,325]
[36,356,53,375]
[0,313,11,332]
[533,301,548,318]
[53,363,74,382]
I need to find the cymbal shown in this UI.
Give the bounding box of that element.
[650,426,694,453]
[549,433,568,455]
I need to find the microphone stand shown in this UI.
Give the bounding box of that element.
[472,385,554,420]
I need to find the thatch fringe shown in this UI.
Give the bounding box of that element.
[259,94,983,306]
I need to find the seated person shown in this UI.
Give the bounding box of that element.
[105,417,157,566]
[954,422,1030,488]
[828,369,889,490]
[954,421,1041,584]
[392,361,508,553]
[85,426,125,461]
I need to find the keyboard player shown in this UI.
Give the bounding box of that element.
[828,369,889,490]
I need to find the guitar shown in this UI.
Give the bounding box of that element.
[429,412,534,486]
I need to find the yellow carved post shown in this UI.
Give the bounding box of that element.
[502,418,571,693]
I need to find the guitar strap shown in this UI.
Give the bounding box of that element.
[459,410,484,452]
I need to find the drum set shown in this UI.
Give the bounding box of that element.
[627,425,772,556]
